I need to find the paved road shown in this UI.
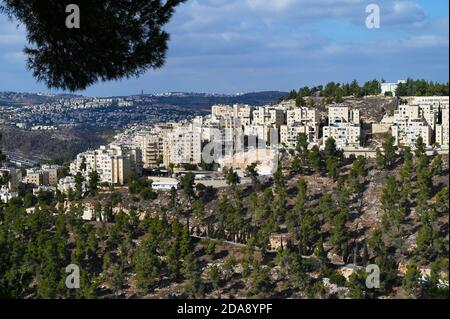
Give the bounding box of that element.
[5,153,39,167]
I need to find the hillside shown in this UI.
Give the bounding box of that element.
[0,125,114,162]
[1,141,447,299]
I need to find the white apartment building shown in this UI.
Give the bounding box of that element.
[70,145,137,185]
[403,97,449,145]
[286,107,319,127]
[323,124,361,148]
[404,96,449,109]
[436,105,449,148]
[57,176,87,194]
[252,107,285,128]
[133,132,163,168]
[281,107,320,148]
[323,106,361,148]
[328,106,360,124]
[380,80,406,96]
[211,105,241,129]
[391,104,435,148]
[392,120,432,147]
[164,124,202,167]
[212,105,234,119]
[244,125,271,146]
[233,104,254,127]
[281,124,317,149]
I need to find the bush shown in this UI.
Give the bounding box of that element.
[329,272,347,287]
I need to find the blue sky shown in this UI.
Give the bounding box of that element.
[0,0,448,96]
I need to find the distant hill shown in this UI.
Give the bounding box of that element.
[0,90,287,109]
[0,125,113,162]
[0,91,82,107]
[131,91,288,112]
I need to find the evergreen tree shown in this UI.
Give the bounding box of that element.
[209,265,221,292]
[402,263,421,298]
[109,265,125,297]
[245,163,260,191]
[381,176,405,234]
[382,135,397,168]
[249,264,275,298]
[74,172,84,199]
[225,168,240,190]
[88,170,100,196]
[182,253,205,299]
[308,145,322,174]
[133,239,160,295]
[414,136,426,158]
[0,0,187,91]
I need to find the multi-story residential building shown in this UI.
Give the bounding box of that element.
[402,97,449,142]
[133,132,163,168]
[212,105,234,119]
[404,96,449,109]
[233,104,254,127]
[280,122,319,149]
[280,124,313,149]
[436,105,449,148]
[211,105,241,129]
[380,80,406,96]
[244,125,271,146]
[281,107,320,148]
[392,120,432,147]
[252,107,285,128]
[41,165,60,186]
[23,168,48,186]
[328,106,360,124]
[323,106,361,148]
[323,124,361,148]
[286,107,319,127]
[164,124,203,167]
[70,144,139,185]
[419,104,439,129]
[57,176,87,194]
[22,165,60,187]
[391,103,436,148]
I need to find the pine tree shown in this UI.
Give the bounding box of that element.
[133,239,160,295]
[182,253,205,299]
[74,172,84,199]
[381,176,405,234]
[414,136,426,158]
[402,263,421,298]
[209,265,221,292]
[308,145,322,174]
[382,135,397,168]
[245,163,260,191]
[88,171,100,196]
[296,133,309,165]
[109,265,125,297]
[249,264,275,298]
[0,0,187,91]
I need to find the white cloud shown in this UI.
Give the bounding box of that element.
[246,0,296,12]
[1,51,25,61]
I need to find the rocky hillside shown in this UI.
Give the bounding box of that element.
[0,125,114,162]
